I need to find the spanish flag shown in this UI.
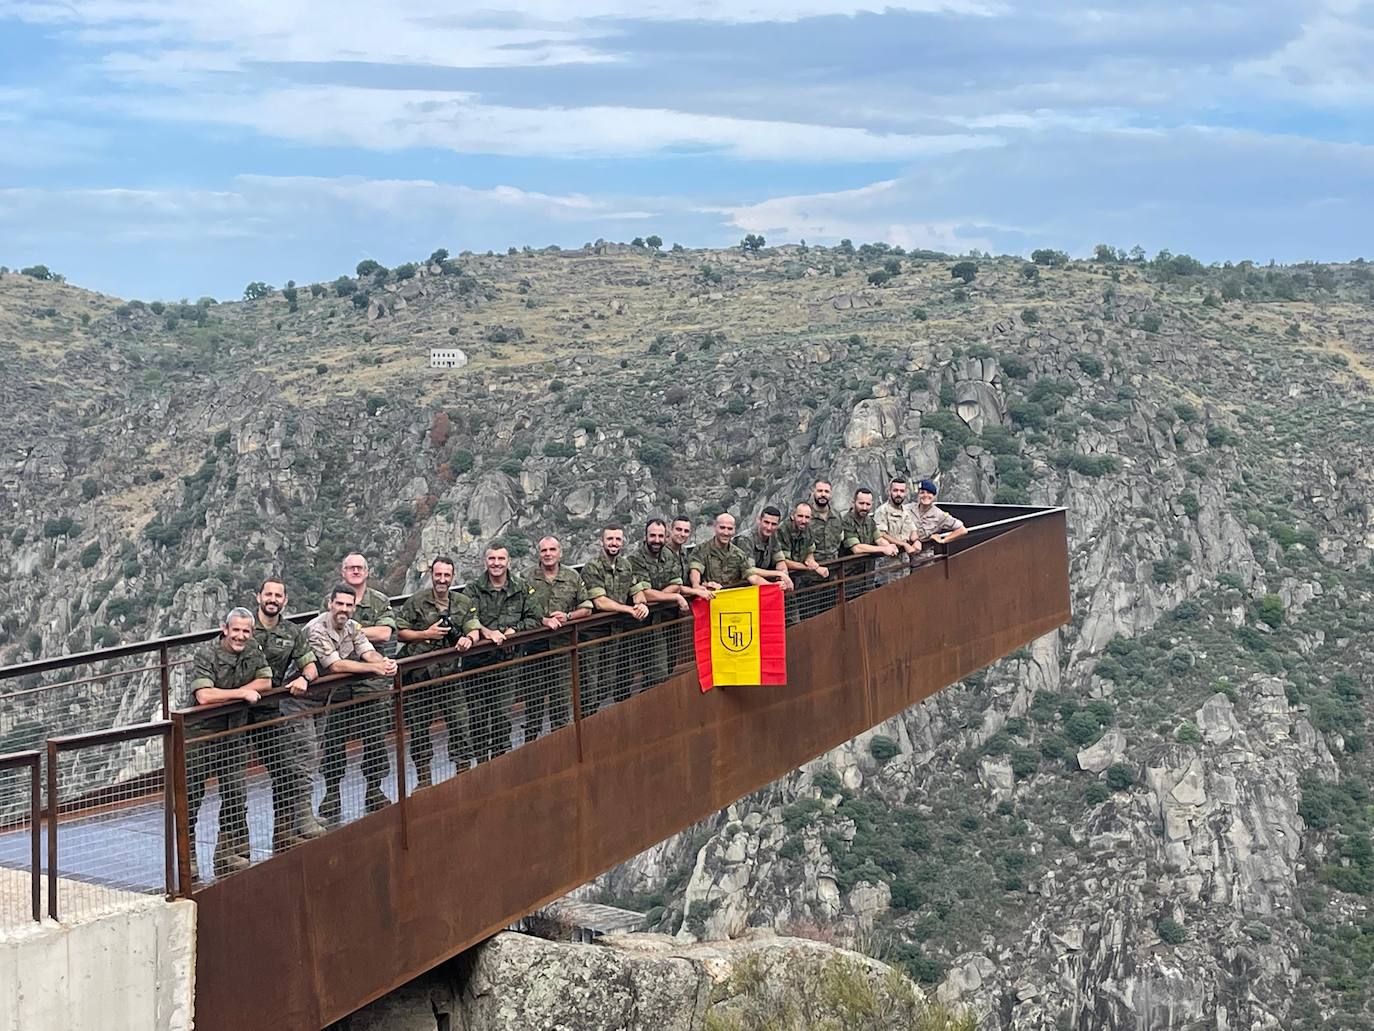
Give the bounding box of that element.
[691,584,787,692]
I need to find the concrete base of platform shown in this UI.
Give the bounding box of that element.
[0,897,196,1031]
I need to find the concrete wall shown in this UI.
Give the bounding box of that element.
[0,899,196,1031]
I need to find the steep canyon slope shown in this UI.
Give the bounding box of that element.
[1,245,1372,1028]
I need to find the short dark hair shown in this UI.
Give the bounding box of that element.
[671,514,692,526]
[889,476,908,486]
[601,524,625,537]
[431,555,455,572]
[258,575,286,592]
[760,505,782,519]
[328,582,354,603]
[854,487,874,499]
[645,517,667,533]
[813,478,832,489]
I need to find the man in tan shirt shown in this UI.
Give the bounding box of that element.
[306,583,398,822]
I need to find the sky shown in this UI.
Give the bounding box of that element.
[0,0,1371,299]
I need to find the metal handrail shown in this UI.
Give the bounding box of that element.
[45,722,175,919]
[0,750,42,921]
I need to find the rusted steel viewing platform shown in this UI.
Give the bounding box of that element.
[0,505,1069,1030]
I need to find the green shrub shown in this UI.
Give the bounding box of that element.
[949,261,977,284]
[869,735,900,765]
[1176,722,1203,744]
[542,442,575,458]
[1157,918,1187,945]
[1141,313,1162,333]
[1074,354,1103,377]
[78,542,102,569]
[1105,763,1135,791]
[1010,748,1040,780]
[1065,711,1103,746]
[1255,594,1284,628]
[1085,783,1109,805]
[813,768,843,795]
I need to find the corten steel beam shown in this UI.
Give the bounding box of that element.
[192,509,1070,1031]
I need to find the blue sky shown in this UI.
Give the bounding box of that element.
[0,0,1371,299]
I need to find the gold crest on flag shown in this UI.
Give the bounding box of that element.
[717,610,754,653]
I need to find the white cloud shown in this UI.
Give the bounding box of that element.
[719,179,1003,253]
[113,85,998,162]
[721,128,1374,261]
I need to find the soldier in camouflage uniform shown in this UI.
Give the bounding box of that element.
[629,518,691,690]
[396,556,477,786]
[734,506,795,593]
[249,578,325,851]
[524,536,594,740]
[807,480,846,614]
[665,516,698,669]
[777,503,830,623]
[841,487,899,599]
[582,525,648,710]
[464,544,539,761]
[689,513,766,591]
[180,607,272,880]
[306,584,399,822]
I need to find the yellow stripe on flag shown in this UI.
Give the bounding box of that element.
[709,585,763,685]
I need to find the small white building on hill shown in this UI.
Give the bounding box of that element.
[430,347,469,369]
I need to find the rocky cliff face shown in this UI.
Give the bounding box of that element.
[346,930,965,1031]
[2,247,1373,1026]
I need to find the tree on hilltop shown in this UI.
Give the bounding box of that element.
[428,248,449,264]
[243,281,272,300]
[1031,249,1069,267]
[645,235,663,251]
[950,261,978,284]
[21,264,61,282]
[356,259,384,277]
[741,233,765,252]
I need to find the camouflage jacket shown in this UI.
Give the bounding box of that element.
[689,538,757,587]
[251,615,316,687]
[809,508,846,561]
[395,589,479,657]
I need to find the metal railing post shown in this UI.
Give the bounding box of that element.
[569,626,583,764]
[45,739,58,920]
[160,724,175,898]
[171,714,194,897]
[158,644,171,719]
[392,671,409,851]
[29,755,41,921]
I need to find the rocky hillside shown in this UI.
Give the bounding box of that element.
[348,930,970,1031]
[2,244,1373,1027]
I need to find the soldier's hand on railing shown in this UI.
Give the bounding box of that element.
[542,616,562,630]
[911,539,923,553]
[630,602,650,621]
[814,564,830,579]
[239,687,262,704]
[878,541,899,557]
[379,658,398,677]
[486,629,507,646]
[674,595,690,613]
[705,580,723,591]
[287,675,309,697]
[779,574,795,592]
[456,634,473,652]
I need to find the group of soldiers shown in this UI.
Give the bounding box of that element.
[179,477,967,879]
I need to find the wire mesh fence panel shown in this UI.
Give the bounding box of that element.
[0,758,41,927]
[49,732,170,921]
[182,683,407,883]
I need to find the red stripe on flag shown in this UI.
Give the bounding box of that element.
[691,596,714,692]
[758,583,787,684]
